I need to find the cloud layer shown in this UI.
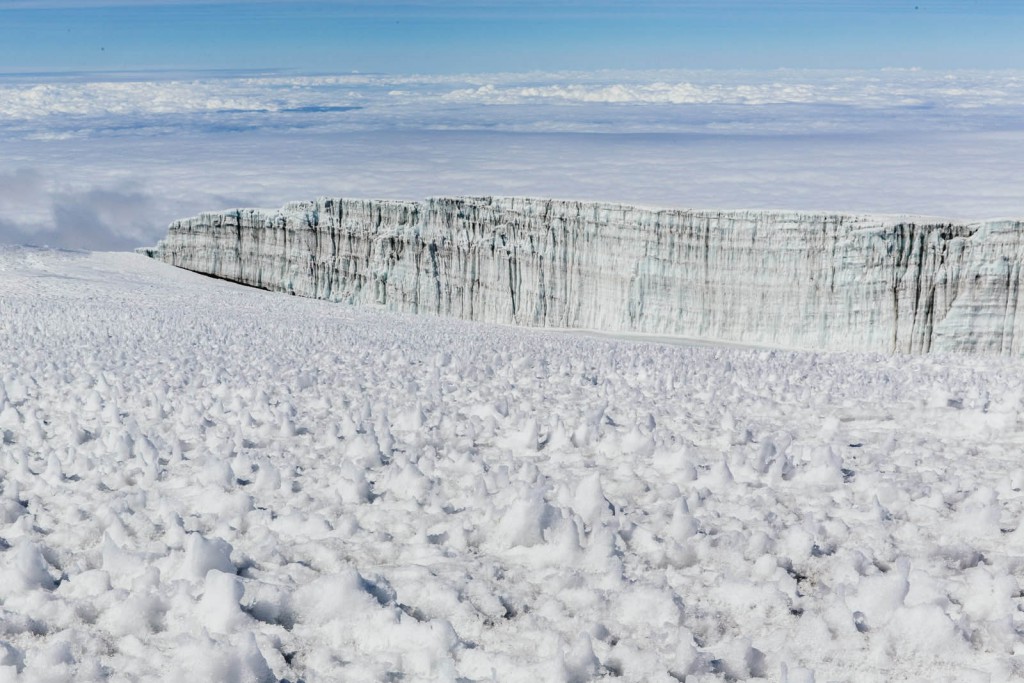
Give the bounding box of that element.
[1,68,1023,250]
[5,69,1024,127]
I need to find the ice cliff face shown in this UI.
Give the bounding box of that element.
[142,197,1024,355]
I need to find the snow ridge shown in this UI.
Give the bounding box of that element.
[143,196,1024,355]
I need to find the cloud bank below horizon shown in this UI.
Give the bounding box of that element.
[1,68,1023,250]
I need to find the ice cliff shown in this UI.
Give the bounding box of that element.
[142,196,1024,355]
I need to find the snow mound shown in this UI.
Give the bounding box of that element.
[0,247,1022,680]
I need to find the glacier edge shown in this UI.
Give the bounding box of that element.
[141,196,1024,356]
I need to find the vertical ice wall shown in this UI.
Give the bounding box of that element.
[143,196,1024,355]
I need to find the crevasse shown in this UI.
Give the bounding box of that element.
[141,196,1024,355]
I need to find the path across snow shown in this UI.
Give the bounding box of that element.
[1,247,1023,682]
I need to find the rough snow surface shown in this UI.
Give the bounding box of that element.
[2,247,1024,681]
[147,196,1024,356]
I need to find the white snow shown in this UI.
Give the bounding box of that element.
[1,245,1024,681]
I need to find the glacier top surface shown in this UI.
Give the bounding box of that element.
[169,196,1016,229]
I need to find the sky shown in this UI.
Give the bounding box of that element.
[1,1,1022,72]
[0,1,1023,249]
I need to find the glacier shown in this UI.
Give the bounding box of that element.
[142,196,1024,355]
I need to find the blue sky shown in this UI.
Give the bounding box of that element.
[1,1,1022,73]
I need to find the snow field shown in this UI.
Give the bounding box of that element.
[1,247,1024,681]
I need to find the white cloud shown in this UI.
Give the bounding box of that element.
[3,69,1023,133]
[1,68,1022,250]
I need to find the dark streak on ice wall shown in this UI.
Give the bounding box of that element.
[142,196,1024,355]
